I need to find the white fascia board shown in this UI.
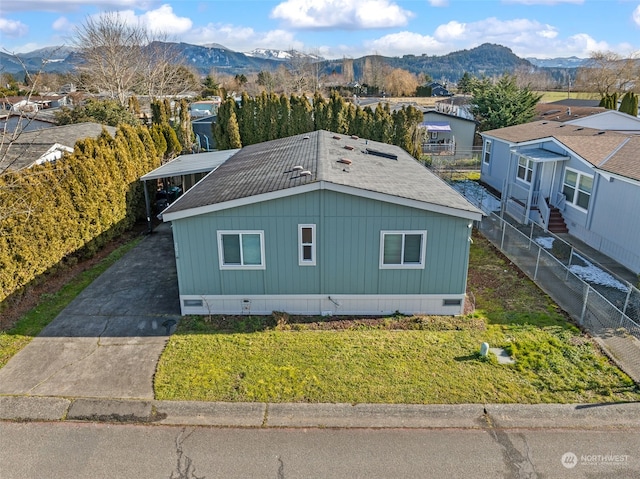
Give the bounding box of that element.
[163,180,483,223]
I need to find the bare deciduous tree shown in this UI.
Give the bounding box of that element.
[73,12,146,106]
[574,50,640,97]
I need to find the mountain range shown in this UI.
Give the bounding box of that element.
[0,42,588,82]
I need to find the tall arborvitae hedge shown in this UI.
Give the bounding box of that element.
[0,124,163,305]
[214,91,421,154]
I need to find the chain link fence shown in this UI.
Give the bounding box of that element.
[477,211,640,382]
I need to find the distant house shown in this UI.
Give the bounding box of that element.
[191,115,216,151]
[162,130,483,316]
[480,116,640,274]
[0,122,116,173]
[419,110,478,159]
[427,82,453,97]
[189,98,221,118]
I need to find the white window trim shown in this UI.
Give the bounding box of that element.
[298,224,316,266]
[483,139,492,164]
[217,230,265,270]
[516,156,534,184]
[379,230,427,270]
[562,167,593,212]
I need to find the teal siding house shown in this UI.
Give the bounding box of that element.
[162,131,483,316]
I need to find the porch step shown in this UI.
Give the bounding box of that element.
[547,206,568,233]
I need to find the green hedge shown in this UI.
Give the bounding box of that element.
[0,124,163,305]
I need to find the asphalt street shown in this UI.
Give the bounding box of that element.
[1,421,639,479]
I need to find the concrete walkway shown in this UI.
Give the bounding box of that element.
[0,223,181,399]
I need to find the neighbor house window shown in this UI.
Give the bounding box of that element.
[562,168,593,211]
[380,231,427,269]
[483,140,492,164]
[298,224,316,266]
[517,156,534,183]
[217,231,265,269]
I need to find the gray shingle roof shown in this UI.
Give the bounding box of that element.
[163,130,483,219]
[481,120,640,181]
[0,122,117,172]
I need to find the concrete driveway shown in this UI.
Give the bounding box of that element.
[0,223,181,399]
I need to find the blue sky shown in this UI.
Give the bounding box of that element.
[1,0,639,59]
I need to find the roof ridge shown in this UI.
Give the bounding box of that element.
[597,136,631,168]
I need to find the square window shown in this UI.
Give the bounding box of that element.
[217,231,265,269]
[380,231,427,269]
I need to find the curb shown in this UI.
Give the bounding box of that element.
[2,396,640,429]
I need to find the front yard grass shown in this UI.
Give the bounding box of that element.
[154,233,640,404]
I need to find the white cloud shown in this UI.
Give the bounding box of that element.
[271,0,413,29]
[633,5,640,27]
[52,16,73,32]
[137,4,192,35]
[428,0,449,6]
[0,18,29,38]
[434,21,466,41]
[365,31,447,56]
[184,24,304,53]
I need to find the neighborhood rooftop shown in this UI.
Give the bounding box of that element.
[482,120,640,182]
[0,122,117,172]
[162,130,483,219]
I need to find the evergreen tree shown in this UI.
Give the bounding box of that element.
[457,72,474,94]
[227,108,242,149]
[471,74,542,131]
[618,91,638,116]
[176,98,194,153]
[313,92,328,130]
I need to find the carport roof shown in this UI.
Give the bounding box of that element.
[140,149,240,181]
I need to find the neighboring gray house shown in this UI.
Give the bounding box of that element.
[420,110,477,159]
[480,119,640,274]
[0,122,116,173]
[192,115,216,151]
[162,130,483,316]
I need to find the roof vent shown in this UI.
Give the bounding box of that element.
[292,165,304,171]
[344,145,354,150]
[350,135,359,140]
[300,170,312,176]
[303,135,310,140]
[337,158,352,165]
[365,148,398,160]
[597,131,606,135]
[332,135,341,140]
[575,127,584,131]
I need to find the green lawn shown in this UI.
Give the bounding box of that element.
[154,234,640,404]
[536,91,600,103]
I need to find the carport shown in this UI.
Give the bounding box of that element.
[140,149,240,232]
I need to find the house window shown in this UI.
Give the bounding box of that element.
[217,231,265,269]
[298,224,316,266]
[430,131,438,140]
[483,140,492,164]
[380,231,427,269]
[517,156,534,183]
[562,168,593,211]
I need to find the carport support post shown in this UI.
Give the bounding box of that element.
[143,179,152,234]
